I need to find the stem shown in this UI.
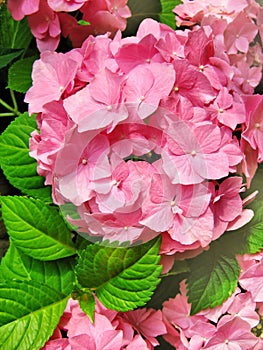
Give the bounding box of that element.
[10,89,19,114]
[0,98,16,113]
[0,112,16,117]
[0,90,21,116]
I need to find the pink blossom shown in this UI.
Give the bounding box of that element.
[209,88,245,130]
[8,0,40,20]
[203,317,258,349]
[25,51,79,114]
[115,34,162,73]
[123,63,175,119]
[162,122,232,185]
[44,298,165,349]
[29,101,74,185]
[122,308,167,346]
[225,292,260,328]
[239,259,263,303]
[210,177,243,239]
[63,69,128,132]
[80,0,131,35]
[47,0,89,12]
[224,12,258,54]
[140,172,211,236]
[242,95,263,162]
[170,59,216,107]
[27,0,61,52]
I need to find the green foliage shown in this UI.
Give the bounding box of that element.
[76,237,162,311]
[0,48,23,69]
[160,0,182,29]
[186,238,240,315]
[0,243,75,295]
[8,56,37,93]
[236,204,263,254]
[0,279,68,350]
[186,190,263,315]
[0,112,52,202]
[1,196,76,261]
[72,286,96,322]
[0,3,32,50]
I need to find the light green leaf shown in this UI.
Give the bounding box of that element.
[72,286,96,323]
[0,243,75,295]
[160,0,181,29]
[0,112,52,202]
[0,48,23,69]
[76,237,162,311]
[0,3,32,50]
[1,196,76,261]
[0,280,68,350]
[8,56,37,93]
[186,237,240,315]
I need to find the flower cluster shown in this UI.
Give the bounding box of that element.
[174,0,263,94]
[163,251,263,349]
[43,297,166,349]
[173,0,263,187]
[7,0,131,51]
[26,8,263,255]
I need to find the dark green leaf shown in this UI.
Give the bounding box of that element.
[76,237,162,311]
[0,243,75,295]
[186,236,241,315]
[8,56,37,93]
[0,280,68,350]
[1,196,76,261]
[0,3,32,50]
[0,112,52,202]
[0,48,23,69]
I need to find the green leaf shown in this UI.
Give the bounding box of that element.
[76,237,162,311]
[0,112,52,202]
[0,3,32,50]
[1,196,76,261]
[0,280,68,350]
[236,204,263,254]
[8,56,37,93]
[0,243,75,295]
[160,0,181,29]
[72,286,96,322]
[0,48,23,69]
[186,236,240,315]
